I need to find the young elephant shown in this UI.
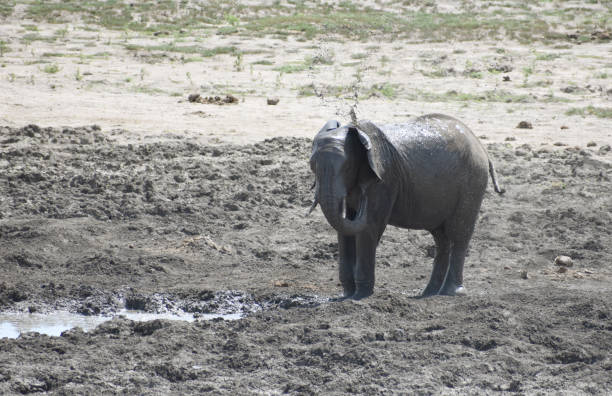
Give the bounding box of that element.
[309,114,504,300]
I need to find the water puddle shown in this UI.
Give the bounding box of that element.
[0,310,241,339]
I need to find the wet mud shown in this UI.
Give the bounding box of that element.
[0,125,611,394]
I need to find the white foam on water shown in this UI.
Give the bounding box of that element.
[0,310,241,339]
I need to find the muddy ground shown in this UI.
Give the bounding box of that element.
[0,124,610,394]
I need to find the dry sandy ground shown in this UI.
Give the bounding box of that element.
[0,1,611,395]
[1,4,611,147]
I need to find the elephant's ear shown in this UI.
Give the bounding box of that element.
[351,121,385,181]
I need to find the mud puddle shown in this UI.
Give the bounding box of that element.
[0,310,244,339]
[0,291,325,338]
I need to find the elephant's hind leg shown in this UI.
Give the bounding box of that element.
[438,240,468,296]
[421,227,451,297]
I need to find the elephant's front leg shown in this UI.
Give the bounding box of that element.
[337,233,356,299]
[352,232,378,300]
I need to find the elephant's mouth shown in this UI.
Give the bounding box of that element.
[340,193,367,222]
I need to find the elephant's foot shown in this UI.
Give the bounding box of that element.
[329,294,351,302]
[438,284,466,296]
[329,283,356,302]
[350,281,374,300]
[420,282,443,298]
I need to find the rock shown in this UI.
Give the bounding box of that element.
[267,98,280,105]
[273,280,289,287]
[188,93,201,103]
[188,93,238,105]
[561,85,583,94]
[516,121,533,129]
[554,255,573,267]
[560,125,569,130]
[557,266,568,273]
[598,144,611,154]
[502,75,511,82]
[587,141,597,147]
[505,136,516,141]
[520,270,528,279]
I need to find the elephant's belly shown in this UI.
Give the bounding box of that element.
[388,194,456,231]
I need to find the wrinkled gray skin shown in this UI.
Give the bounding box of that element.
[309,114,504,300]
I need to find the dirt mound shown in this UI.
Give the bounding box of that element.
[0,125,610,394]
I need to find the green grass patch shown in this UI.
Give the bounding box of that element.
[0,1,15,18]
[368,83,398,99]
[252,60,274,65]
[22,24,39,32]
[273,55,331,73]
[535,52,563,61]
[217,26,239,35]
[274,62,310,74]
[419,68,451,78]
[124,43,237,57]
[566,106,612,118]
[410,89,533,103]
[297,82,399,99]
[19,1,603,43]
[22,33,56,44]
[182,56,204,63]
[351,52,369,60]
[42,52,67,57]
[341,61,361,67]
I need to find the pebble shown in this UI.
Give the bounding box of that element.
[516,121,533,129]
[267,98,280,105]
[554,255,573,267]
[520,270,528,279]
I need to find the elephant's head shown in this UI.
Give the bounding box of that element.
[309,120,384,235]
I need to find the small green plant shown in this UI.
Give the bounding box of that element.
[351,52,368,60]
[252,60,274,66]
[535,52,562,61]
[371,83,397,99]
[225,14,240,26]
[43,64,60,73]
[233,52,243,72]
[0,40,7,57]
[8,73,16,82]
[275,72,283,89]
[380,55,389,67]
[54,28,68,39]
[75,68,82,81]
[186,71,193,85]
[522,64,534,86]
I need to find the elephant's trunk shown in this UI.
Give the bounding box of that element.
[317,169,367,235]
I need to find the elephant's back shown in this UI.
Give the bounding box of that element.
[379,113,488,167]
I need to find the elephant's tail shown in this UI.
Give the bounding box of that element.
[488,159,505,194]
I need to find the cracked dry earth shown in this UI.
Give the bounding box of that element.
[0,124,611,394]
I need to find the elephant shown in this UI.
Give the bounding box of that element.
[308,113,504,300]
